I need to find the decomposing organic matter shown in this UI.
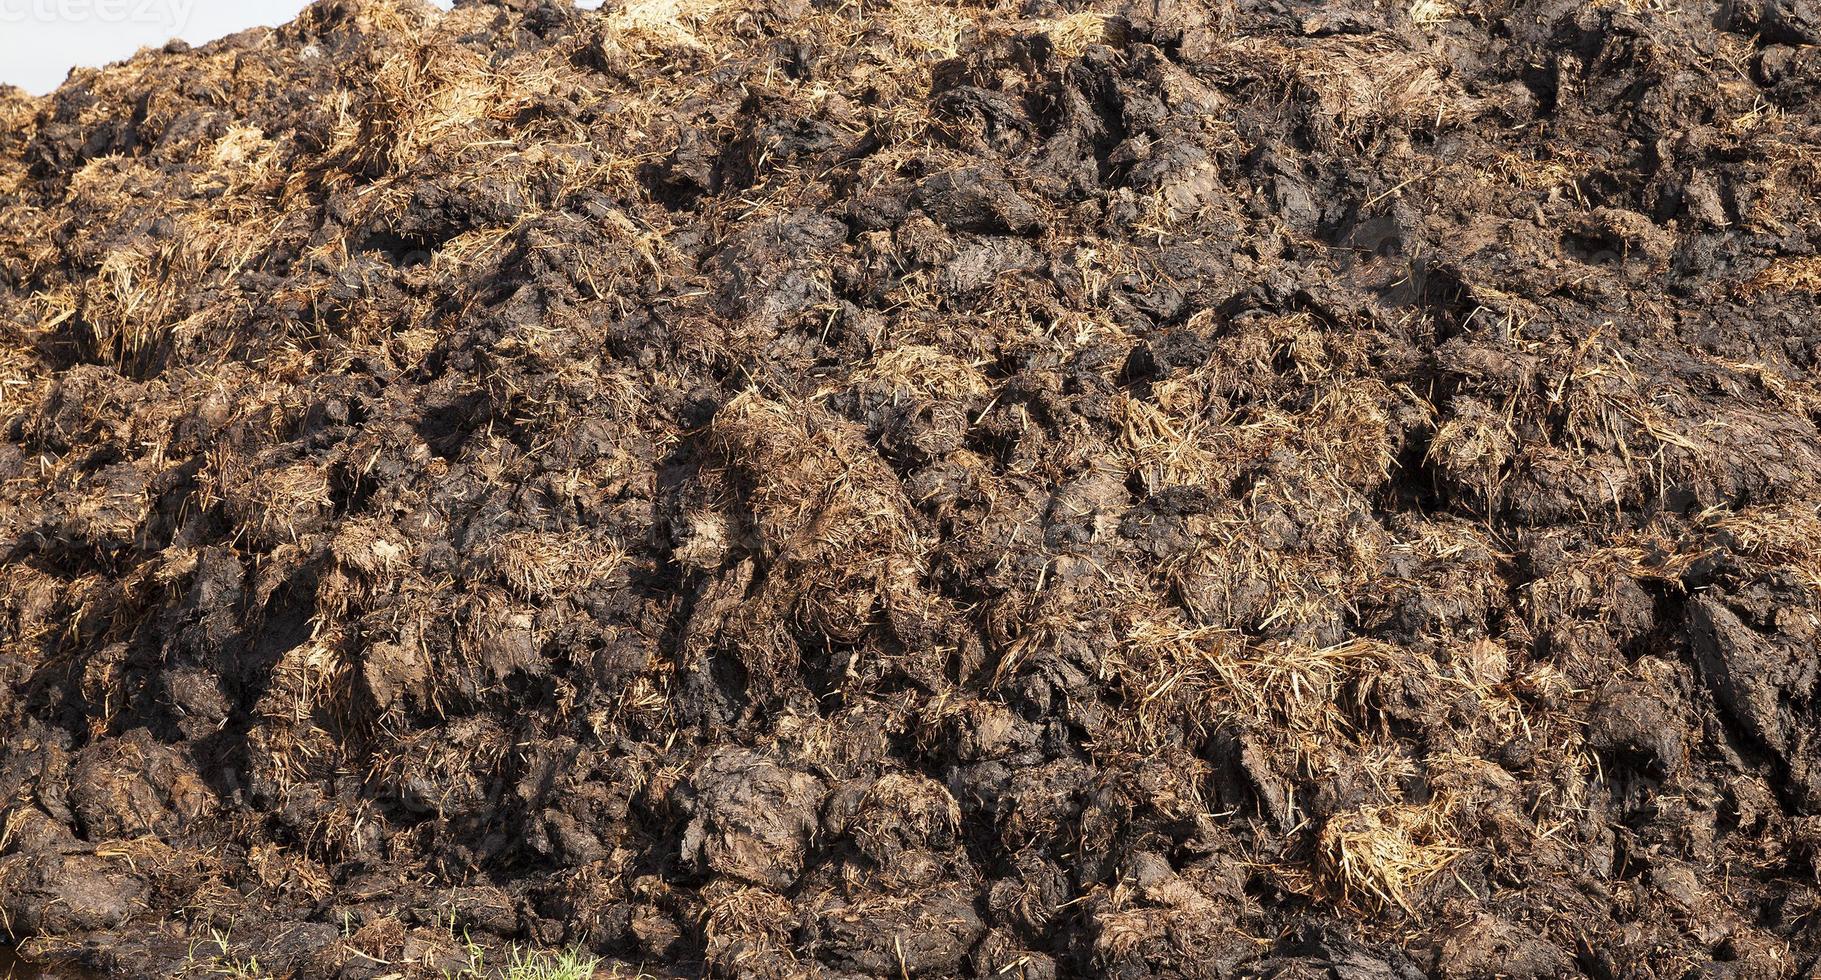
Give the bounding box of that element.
[4,0,1821,976]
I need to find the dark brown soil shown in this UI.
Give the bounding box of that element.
[4,0,1821,976]
[1,945,96,980]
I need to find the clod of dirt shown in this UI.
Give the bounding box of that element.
[677,748,825,889]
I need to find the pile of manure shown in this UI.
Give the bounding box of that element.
[4,0,1821,975]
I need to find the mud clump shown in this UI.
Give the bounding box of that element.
[4,0,1821,975]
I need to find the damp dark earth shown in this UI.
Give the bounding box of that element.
[2,945,98,980]
[4,0,1821,976]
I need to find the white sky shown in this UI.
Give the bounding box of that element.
[0,0,599,96]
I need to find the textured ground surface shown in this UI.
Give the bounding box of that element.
[4,0,1821,976]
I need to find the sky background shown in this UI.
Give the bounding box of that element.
[0,0,594,96]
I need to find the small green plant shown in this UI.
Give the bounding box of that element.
[434,898,603,979]
[182,928,268,979]
[442,941,599,980]
[501,946,601,980]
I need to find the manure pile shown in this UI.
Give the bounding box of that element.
[5,0,1821,976]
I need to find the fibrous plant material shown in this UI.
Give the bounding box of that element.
[3,0,1821,976]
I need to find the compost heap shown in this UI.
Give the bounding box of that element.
[4,0,1821,975]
